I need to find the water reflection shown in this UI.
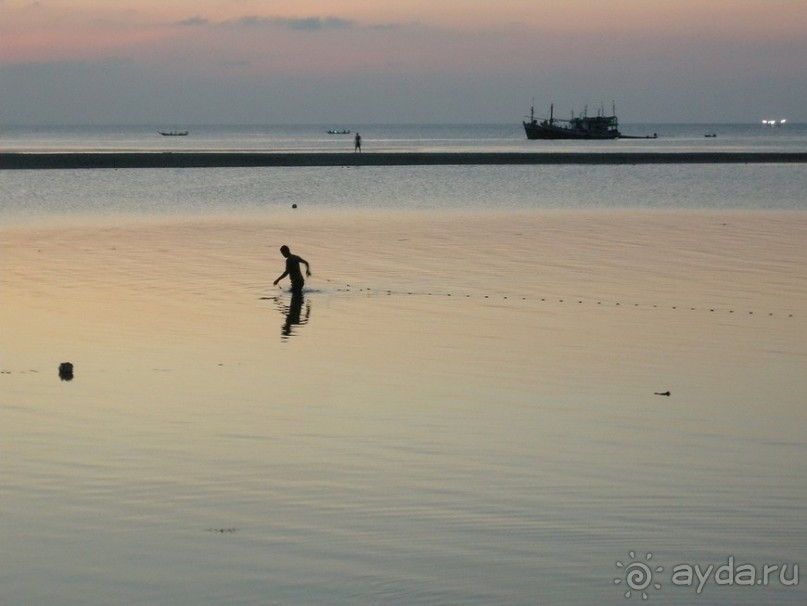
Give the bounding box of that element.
[267,290,311,340]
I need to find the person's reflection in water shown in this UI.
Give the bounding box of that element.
[277,289,311,340]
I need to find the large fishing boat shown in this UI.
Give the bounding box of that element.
[523,104,656,140]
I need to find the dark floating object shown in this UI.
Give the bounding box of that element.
[654,391,671,397]
[59,362,74,381]
[158,130,189,136]
[206,527,239,533]
[292,203,297,209]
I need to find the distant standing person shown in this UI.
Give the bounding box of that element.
[354,132,362,152]
[273,245,311,293]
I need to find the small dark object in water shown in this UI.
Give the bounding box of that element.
[292,203,297,208]
[654,390,670,397]
[59,362,74,381]
[207,527,239,533]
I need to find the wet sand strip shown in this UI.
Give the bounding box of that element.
[2,151,807,169]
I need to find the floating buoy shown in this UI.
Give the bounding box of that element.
[59,362,74,382]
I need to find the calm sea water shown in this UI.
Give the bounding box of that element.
[2,123,807,224]
[2,125,806,605]
[2,122,806,153]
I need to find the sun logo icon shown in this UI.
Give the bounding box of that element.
[614,551,663,599]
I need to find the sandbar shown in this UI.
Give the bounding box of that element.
[2,151,807,169]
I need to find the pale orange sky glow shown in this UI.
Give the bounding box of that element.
[1,0,806,123]
[6,0,806,33]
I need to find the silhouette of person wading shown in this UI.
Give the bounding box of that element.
[354,132,362,152]
[273,245,311,293]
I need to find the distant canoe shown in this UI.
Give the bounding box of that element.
[327,129,351,135]
[159,131,189,136]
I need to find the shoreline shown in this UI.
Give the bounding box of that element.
[2,151,807,169]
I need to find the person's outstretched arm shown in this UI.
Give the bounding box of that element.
[295,256,312,277]
[273,269,288,286]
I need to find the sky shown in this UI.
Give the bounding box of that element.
[1,0,806,124]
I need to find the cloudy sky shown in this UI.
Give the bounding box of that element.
[1,0,805,124]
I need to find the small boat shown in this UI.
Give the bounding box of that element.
[159,131,189,136]
[704,133,717,138]
[327,129,351,135]
[523,104,656,140]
